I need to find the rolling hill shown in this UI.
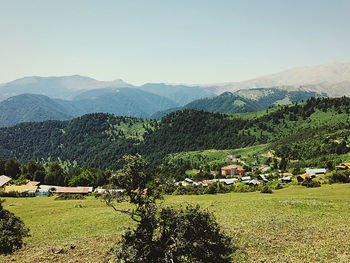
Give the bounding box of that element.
[0,88,178,127]
[151,88,326,119]
[1,97,350,169]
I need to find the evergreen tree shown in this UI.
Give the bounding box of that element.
[5,159,21,180]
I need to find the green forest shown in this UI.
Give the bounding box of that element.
[1,97,350,177]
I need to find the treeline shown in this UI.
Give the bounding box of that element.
[0,157,111,187]
[0,113,156,169]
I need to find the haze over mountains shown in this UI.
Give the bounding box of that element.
[212,62,350,94]
[0,62,350,127]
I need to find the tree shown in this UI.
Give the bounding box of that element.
[22,160,45,181]
[105,154,234,262]
[5,159,21,180]
[68,169,94,187]
[279,157,288,171]
[0,200,30,254]
[45,162,66,186]
[33,170,46,183]
[0,158,5,175]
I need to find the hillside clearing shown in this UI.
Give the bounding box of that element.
[1,184,350,262]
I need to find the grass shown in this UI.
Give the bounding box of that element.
[167,144,269,169]
[1,184,350,262]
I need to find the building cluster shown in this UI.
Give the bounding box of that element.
[0,175,113,197]
[175,158,329,188]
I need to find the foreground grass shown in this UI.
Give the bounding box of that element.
[1,184,350,262]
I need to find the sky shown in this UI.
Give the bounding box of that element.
[0,0,349,85]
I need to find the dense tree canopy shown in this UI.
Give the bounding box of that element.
[0,200,30,254]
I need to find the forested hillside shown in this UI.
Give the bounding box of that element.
[1,97,350,169]
[151,88,325,119]
[0,88,177,127]
[0,114,157,169]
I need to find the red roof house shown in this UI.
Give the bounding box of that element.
[54,187,90,194]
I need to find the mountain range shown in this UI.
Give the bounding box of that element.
[151,88,326,119]
[210,62,350,94]
[0,62,350,127]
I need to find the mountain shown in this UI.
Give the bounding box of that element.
[0,88,178,127]
[0,75,132,101]
[72,87,178,118]
[138,83,216,105]
[1,97,350,168]
[0,94,76,127]
[151,88,326,119]
[213,62,350,94]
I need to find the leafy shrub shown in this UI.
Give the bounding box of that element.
[327,171,350,184]
[112,204,235,263]
[0,199,30,254]
[55,193,86,200]
[301,178,321,188]
[107,155,236,262]
[266,181,283,190]
[260,185,273,194]
[173,185,206,195]
[0,191,30,198]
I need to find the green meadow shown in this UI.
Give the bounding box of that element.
[1,184,350,263]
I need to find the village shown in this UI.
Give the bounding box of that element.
[176,163,328,188]
[2,157,348,197]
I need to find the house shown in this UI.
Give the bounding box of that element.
[336,163,350,170]
[54,187,90,195]
[257,174,268,182]
[296,174,311,183]
[221,165,245,177]
[210,178,238,185]
[240,176,251,181]
[199,180,211,187]
[26,181,40,186]
[305,168,326,177]
[4,185,38,196]
[0,175,12,188]
[94,188,122,194]
[280,176,292,183]
[246,179,260,186]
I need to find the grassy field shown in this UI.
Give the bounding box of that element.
[1,184,350,262]
[167,144,269,170]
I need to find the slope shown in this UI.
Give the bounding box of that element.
[1,97,350,168]
[0,88,178,127]
[0,94,77,127]
[151,88,325,119]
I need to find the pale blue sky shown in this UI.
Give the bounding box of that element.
[0,0,349,84]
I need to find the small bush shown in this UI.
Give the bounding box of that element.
[302,179,321,188]
[0,191,30,198]
[0,199,30,254]
[55,193,86,200]
[327,171,350,184]
[260,185,273,194]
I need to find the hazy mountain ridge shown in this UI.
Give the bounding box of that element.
[213,62,350,94]
[0,88,178,127]
[138,83,217,105]
[1,62,350,126]
[151,88,326,119]
[0,75,132,101]
[2,62,350,102]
